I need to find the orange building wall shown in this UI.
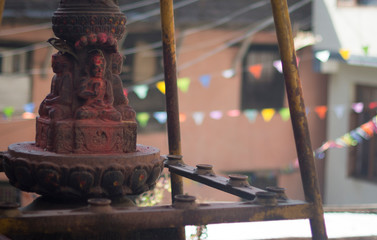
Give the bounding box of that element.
[0,27,328,204]
[138,30,328,202]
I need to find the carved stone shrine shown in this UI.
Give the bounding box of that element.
[2,0,163,200]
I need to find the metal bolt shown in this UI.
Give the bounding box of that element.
[227,174,250,187]
[253,191,277,206]
[173,194,197,209]
[88,198,112,212]
[194,164,215,176]
[266,186,288,201]
[164,155,184,166]
[166,155,183,160]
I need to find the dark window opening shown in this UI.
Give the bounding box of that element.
[240,44,285,111]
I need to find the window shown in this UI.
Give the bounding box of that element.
[121,32,166,133]
[240,44,285,111]
[0,48,31,74]
[349,85,377,182]
[0,47,32,113]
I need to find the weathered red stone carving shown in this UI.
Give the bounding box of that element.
[2,0,163,200]
[35,0,137,154]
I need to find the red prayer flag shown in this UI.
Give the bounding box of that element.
[248,64,263,79]
[314,106,327,119]
[369,101,377,109]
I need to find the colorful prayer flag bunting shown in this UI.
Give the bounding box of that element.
[362,45,369,56]
[3,106,14,119]
[279,108,290,121]
[22,112,36,119]
[261,108,275,122]
[133,84,149,99]
[352,102,364,113]
[24,102,35,113]
[314,106,327,119]
[136,112,150,128]
[273,60,283,73]
[369,102,377,109]
[248,64,263,79]
[153,111,167,124]
[192,112,205,125]
[199,75,211,88]
[209,110,223,120]
[339,48,350,60]
[361,121,375,137]
[227,109,241,117]
[333,104,345,119]
[306,107,310,116]
[177,77,191,93]
[179,113,187,122]
[156,81,166,94]
[243,109,258,123]
[315,50,330,63]
[350,130,363,143]
[222,69,235,79]
[314,115,377,159]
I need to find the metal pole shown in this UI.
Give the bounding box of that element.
[0,0,5,26]
[270,0,327,239]
[159,0,184,206]
[159,1,185,238]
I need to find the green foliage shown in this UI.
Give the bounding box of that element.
[135,172,171,207]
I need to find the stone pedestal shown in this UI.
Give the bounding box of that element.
[3,142,162,199]
[1,0,163,200]
[36,118,137,154]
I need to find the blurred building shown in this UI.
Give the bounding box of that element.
[314,0,377,204]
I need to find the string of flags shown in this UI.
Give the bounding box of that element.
[1,99,376,124]
[315,45,371,63]
[128,59,286,98]
[1,103,35,120]
[128,45,369,100]
[134,101,377,128]
[314,115,377,160]
[279,114,377,176]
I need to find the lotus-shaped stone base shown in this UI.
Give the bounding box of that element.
[2,142,163,200]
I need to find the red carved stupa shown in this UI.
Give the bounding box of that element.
[2,0,163,200]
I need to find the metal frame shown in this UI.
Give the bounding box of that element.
[0,0,328,239]
[161,0,327,239]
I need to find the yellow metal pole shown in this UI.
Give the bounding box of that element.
[159,0,184,204]
[159,1,185,238]
[0,0,5,26]
[270,0,327,239]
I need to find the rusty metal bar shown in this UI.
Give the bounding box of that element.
[0,0,5,26]
[166,162,267,200]
[270,0,327,239]
[0,200,313,239]
[159,0,184,200]
[159,1,185,239]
